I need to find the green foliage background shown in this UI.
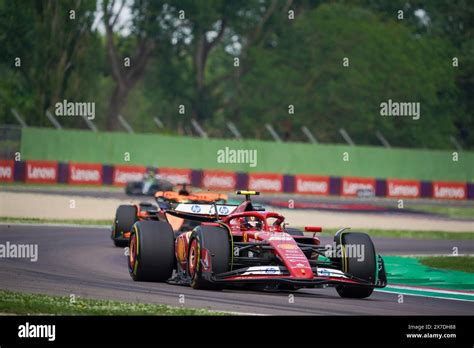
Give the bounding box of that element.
[0,0,472,150]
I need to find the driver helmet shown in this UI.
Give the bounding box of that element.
[144,169,155,179]
[240,216,263,231]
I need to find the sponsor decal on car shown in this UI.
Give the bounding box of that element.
[283,248,302,254]
[202,170,236,190]
[287,255,308,262]
[25,161,58,184]
[191,204,201,213]
[432,181,466,200]
[386,179,420,198]
[156,167,191,185]
[341,177,376,197]
[288,257,309,262]
[68,163,102,185]
[248,173,283,193]
[316,267,347,278]
[218,206,229,214]
[0,160,14,182]
[112,165,146,186]
[242,266,281,275]
[317,268,330,276]
[175,203,237,216]
[269,234,293,241]
[278,243,297,250]
[294,175,329,195]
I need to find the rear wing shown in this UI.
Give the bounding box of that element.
[155,191,227,203]
[166,203,238,222]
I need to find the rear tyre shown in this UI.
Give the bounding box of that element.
[113,238,129,248]
[335,231,376,299]
[115,205,138,233]
[125,182,142,195]
[112,205,138,247]
[128,221,175,282]
[188,225,230,290]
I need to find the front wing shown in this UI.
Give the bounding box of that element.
[168,250,387,289]
[208,256,387,289]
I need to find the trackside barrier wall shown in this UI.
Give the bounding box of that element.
[1,161,473,200]
[19,128,474,182]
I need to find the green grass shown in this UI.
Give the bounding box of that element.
[308,228,474,240]
[0,290,224,315]
[407,205,474,219]
[419,256,474,273]
[0,216,110,226]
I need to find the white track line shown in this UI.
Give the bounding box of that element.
[375,289,474,303]
[386,284,474,295]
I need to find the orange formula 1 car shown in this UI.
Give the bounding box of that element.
[111,185,227,247]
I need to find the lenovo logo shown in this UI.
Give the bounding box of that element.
[0,160,14,182]
[203,176,235,190]
[25,161,58,183]
[156,168,191,185]
[71,168,100,181]
[295,176,329,195]
[114,170,144,184]
[202,170,236,190]
[340,178,376,197]
[387,180,420,198]
[69,163,102,185]
[28,166,55,179]
[433,182,466,200]
[249,179,282,192]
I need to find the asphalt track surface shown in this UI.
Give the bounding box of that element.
[1,224,473,315]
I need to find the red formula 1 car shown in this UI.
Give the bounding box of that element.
[127,191,387,298]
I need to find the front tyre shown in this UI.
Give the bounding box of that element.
[335,231,376,299]
[128,221,175,282]
[188,225,231,290]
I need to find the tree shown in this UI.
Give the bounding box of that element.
[353,0,474,148]
[144,0,294,127]
[102,0,162,130]
[423,0,474,148]
[236,3,459,148]
[0,0,99,127]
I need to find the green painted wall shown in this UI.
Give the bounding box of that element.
[20,127,474,182]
